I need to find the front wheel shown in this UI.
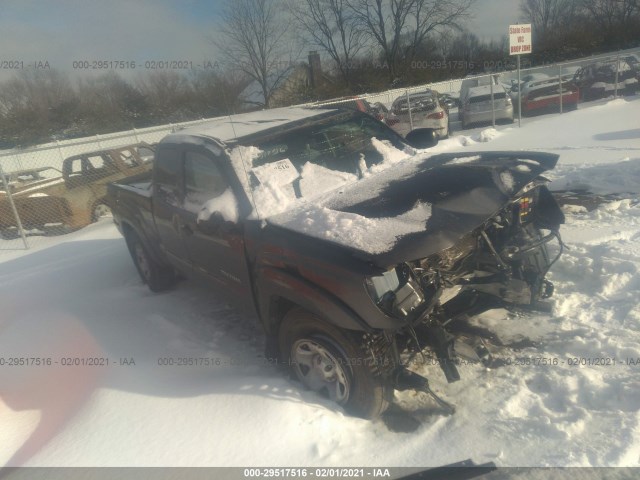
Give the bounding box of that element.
[126,232,176,292]
[278,308,393,419]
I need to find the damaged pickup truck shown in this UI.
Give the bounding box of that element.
[108,107,565,418]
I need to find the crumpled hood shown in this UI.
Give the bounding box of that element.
[268,151,561,268]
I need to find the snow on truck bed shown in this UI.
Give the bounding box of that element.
[2,96,640,468]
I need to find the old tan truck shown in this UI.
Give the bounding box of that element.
[0,143,154,235]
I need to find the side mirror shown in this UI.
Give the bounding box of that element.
[197,211,225,235]
[405,128,438,149]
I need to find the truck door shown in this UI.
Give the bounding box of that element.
[179,148,253,301]
[152,145,190,269]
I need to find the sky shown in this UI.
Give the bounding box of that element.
[0,0,522,81]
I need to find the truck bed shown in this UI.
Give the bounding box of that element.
[108,171,154,233]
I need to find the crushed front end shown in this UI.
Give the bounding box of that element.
[362,179,565,410]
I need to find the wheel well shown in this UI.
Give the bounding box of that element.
[90,197,110,221]
[268,296,297,337]
[266,295,371,344]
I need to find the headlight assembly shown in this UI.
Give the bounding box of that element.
[365,267,425,318]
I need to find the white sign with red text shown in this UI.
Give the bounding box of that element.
[509,24,532,55]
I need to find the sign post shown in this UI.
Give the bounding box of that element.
[509,23,532,128]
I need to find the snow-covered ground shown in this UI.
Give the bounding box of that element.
[1,96,640,469]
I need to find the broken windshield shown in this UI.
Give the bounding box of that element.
[231,110,411,218]
[240,111,406,178]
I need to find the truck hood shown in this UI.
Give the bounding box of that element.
[267,151,561,268]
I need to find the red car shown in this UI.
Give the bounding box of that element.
[513,77,579,115]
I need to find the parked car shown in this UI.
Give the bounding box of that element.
[510,76,579,115]
[0,143,154,235]
[386,90,449,138]
[108,106,564,418]
[510,73,550,93]
[0,166,62,194]
[573,59,639,101]
[369,101,389,122]
[461,85,514,129]
[458,74,501,120]
[438,93,459,110]
[624,54,640,69]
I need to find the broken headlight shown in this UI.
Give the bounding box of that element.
[365,266,425,318]
[518,194,534,224]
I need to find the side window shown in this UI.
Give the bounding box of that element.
[85,154,116,178]
[86,155,107,169]
[137,146,155,163]
[154,146,182,206]
[184,151,227,197]
[183,151,232,217]
[68,158,84,177]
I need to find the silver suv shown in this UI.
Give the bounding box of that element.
[461,85,514,129]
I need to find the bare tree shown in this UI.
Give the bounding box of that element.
[214,0,295,108]
[436,28,456,61]
[449,30,482,67]
[520,0,580,49]
[0,70,78,145]
[347,0,475,81]
[136,71,192,122]
[187,69,249,116]
[289,0,364,88]
[580,0,640,46]
[404,0,475,67]
[76,72,148,131]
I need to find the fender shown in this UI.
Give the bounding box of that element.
[119,218,168,268]
[255,266,374,335]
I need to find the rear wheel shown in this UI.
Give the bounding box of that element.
[126,231,176,292]
[279,308,393,419]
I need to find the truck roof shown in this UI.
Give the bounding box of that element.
[163,106,337,144]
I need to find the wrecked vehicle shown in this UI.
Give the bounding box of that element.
[108,107,564,418]
[0,166,64,194]
[0,143,154,235]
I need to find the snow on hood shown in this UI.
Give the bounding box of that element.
[230,136,559,263]
[277,201,433,255]
[268,151,560,265]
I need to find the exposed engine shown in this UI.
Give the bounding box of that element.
[364,184,565,411]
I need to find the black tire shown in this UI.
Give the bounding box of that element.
[278,308,393,419]
[126,231,176,292]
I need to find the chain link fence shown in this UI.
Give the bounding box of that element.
[302,48,640,133]
[0,118,214,251]
[1,48,639,253]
